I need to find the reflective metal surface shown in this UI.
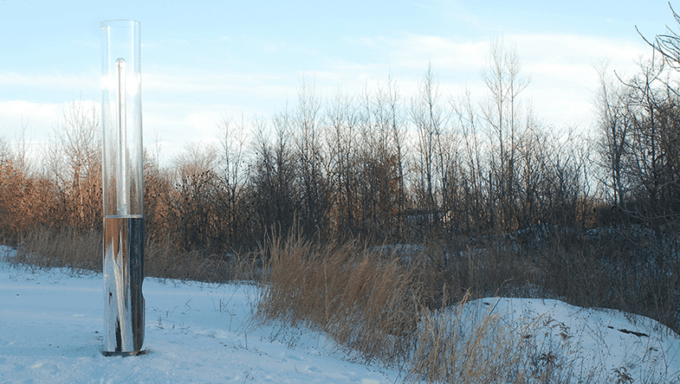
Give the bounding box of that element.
[103,216,145,352]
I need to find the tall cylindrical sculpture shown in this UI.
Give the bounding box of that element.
[101,19,145,355]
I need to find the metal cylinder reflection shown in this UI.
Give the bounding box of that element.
[101,19,145,355]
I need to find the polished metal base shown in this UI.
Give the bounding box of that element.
[103,216,145,353]
[102,350,148,357]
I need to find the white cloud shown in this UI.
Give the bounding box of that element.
[0,31,659,165]
[0,100,62,121]
[144,71,294,100]
[0,72,97,89]
[395,35,489,71]
[186,111,222,133]
[336,32,651,130]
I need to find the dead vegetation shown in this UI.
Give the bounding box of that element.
[253,230,621,383]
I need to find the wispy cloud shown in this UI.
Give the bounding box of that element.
[324,32,651,129]
[0,100,62,120]
[0,72,97,89]
[0,30,656,164]
[144,72,293,98]
[340,32,648,75]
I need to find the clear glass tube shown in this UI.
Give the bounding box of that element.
[102,20,143,218]
[101,19,145,355]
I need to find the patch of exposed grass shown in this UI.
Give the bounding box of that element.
[256,233,420,364]
[11,226,260,283]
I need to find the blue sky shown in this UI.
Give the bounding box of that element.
[0,0,677,163]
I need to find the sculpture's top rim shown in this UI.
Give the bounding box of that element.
[100,20,140,28]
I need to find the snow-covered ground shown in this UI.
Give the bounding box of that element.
[446,297,680,383]
[1,244,680,383]
[0,246,401,383]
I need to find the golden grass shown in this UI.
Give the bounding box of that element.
[256,233,420,364]
[11,226,259,283]
[13,227,101,271]
[255,232,602,383]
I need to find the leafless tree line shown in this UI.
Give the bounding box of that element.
[0,101,100,240]
[2,35,680,253]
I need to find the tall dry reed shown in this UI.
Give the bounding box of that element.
[256,233,421,364]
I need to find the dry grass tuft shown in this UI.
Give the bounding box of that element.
[255,231,610,383]
[13,227,101,271]
[256,233,421,364]
[11,226,260,283]
[145,238,262,283]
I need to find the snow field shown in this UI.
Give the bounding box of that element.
[0,246,401,383]
[442,297,680,382]
[2,244,680,383]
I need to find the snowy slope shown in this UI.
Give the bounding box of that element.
[0,246,401,383]
[2,244,680,383]
[451,297,680,382]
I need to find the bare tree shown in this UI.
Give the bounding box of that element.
[169,142,221,250]
[411,64,441,220]
[294,78,328,238]
[250,111,297,237]
[368,75,408,239]
[217,115,249,244]
[480,38,530,231]
[325,89,360,237]
[47,100,101,231]
[621,57,680,230]
[595,62,631,212]
[639,3,680,71]
[450,89,488,233]
[383,75,408,237]
[142,147,173,246]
